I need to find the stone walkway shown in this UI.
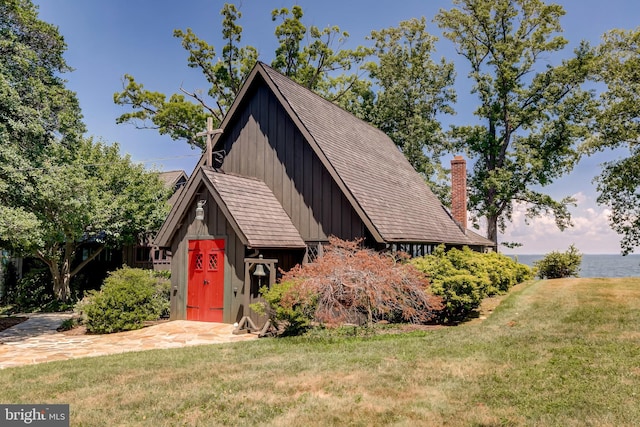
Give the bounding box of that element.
[0,313,257,369]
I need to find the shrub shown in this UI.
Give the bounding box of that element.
[77,267,170,334]
[258,238,443,335]
[534,245,582,279]
[411,245,533,322]
[1,261,19,305]
[514,259,535,283]
[483,251,533,292]
[10,269,54,310]
[151,270,171,319]
[433,274,485,320]
[154,269,171,280]
[2,262,79,312]
[57,317,79,332]
[256,280,318,335]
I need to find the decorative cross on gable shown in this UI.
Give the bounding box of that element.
[196,117,223,167]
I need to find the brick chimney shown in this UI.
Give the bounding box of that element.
[451,156,467,231]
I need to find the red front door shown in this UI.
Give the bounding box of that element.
[187,239,225,322]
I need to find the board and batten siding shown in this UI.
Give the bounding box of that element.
[218,83,366,243]
[169,186,247,324]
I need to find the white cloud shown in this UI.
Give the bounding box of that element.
[499,193,622,254]
[572,191,588,205]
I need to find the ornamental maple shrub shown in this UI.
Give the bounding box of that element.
[259,238,443,333]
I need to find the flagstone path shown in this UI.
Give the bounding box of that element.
[0,313,257,369]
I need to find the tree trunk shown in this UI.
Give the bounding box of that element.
[52,257,71,302]
[40,244,105,302]
[487,214,499,248]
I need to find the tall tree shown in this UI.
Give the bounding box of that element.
[436,0,596,244]
[271,6,370,98]
[353,18,456,202]
[114,4,369,149]
[1,0,85,230]
[0,0,84,153]
[0,0,87,295]
[0,0,170,300]
[587,28,640,254]
[0,139,170,301]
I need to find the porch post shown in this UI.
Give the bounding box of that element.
[233,256,277,335]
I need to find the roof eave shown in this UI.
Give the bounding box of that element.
[248,243,307,250]
[155,168,206,247]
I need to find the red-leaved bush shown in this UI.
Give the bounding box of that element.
[265,237,443,329]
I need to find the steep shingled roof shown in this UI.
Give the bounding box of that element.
[156,63,496,249]
[259,63,476,245]
[158,170,188,207]
[158,170,187,188]
[202,170,306,249]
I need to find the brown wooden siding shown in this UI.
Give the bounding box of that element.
[122,244,172,271]
[169,184,246,323]
[216,82,366,243]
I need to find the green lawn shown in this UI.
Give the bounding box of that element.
[1,278,639,426]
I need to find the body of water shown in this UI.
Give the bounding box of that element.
[509,254,640,278]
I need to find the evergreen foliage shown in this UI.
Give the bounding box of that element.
[77,267,170,334]
[255,280,317,336]
[411,246,532,322]
[534,245,582,279]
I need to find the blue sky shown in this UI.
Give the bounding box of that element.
[32,0,640,254]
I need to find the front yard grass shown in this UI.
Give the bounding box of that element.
[0,278,638,426]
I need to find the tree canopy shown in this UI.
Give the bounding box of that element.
[110,0,640,253]
[588,28,640,254]
[435,0,596,244]
[114,4,370,149]
[114,4,461,200]
[0,139,170,301]
[0,0,170,300]
[113,2,610,247]
[0,0,84,153]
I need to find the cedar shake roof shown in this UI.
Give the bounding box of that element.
[158,170,187,207]
[464,228,497,248]
[158,170,187,188]
[203,170,306,249]
[259,63,475,245]
[155,62,496,249]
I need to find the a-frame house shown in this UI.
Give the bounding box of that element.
[155,62,494,326]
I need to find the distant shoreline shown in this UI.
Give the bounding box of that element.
[506,254,640,278]
[505,253,640,256]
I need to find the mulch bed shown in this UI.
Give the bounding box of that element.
[0,317,28,333]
